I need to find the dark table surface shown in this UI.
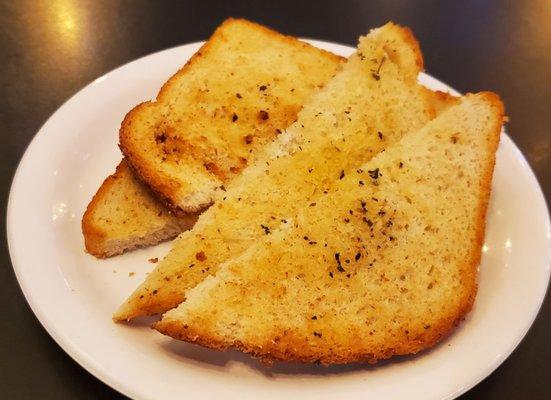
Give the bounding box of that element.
[1,0,549,398]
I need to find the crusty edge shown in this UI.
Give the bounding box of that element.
[154,309,467,365]
[82,161,127,258]
[118,103,210,215]
[82,160,201,258]
[90,213,199,258]
[455,91,505,322]
[156,18,346,103]
[395,25,424,72]
[377,22,424,73]
[154,92,505,365]
[91,222,192,259]
[421,88,460,118]
[119,18,345,214]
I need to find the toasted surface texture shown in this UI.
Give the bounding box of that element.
[86,20,343,256]
[119,18,345,213]
[114,23,437,321]
[156,93,505,364]
[82,160,199,258]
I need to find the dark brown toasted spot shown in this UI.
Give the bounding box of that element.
[155,132,167,144]
[258,110,269,120]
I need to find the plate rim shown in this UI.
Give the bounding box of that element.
[7,38,551,400]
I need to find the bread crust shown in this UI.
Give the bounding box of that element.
[369,22,424,82]
[155,309,467,365]
[82,161,127,258]
[394,25,424,72]
[118,103,200,215]
[119,18,345,214]
[158,18,345,101]
[456,91,505,319]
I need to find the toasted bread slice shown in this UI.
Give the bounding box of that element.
[114,23,437,321]
[119,18,345,213]
[82,160,199,258]
[156,93,505,364]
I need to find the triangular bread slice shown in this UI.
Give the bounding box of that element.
[155,93,505,364]
[119,18,345,214]
[114,23,438,321]
[82,160,199,258]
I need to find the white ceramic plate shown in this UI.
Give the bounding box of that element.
[7,40,551,400]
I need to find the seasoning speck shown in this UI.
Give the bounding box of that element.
[148,257,158,264]
[335,252,345,272]
[368,168,380,179]
[371,57,386,81]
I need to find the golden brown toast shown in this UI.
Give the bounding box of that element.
[82,160,199,258]
[84,19,344,257]
[119,18,345,214]
[114,23,440,321]
[156,93,505,364]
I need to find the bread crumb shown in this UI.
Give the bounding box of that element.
[149,257,158,263]
[129,272,135,277]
